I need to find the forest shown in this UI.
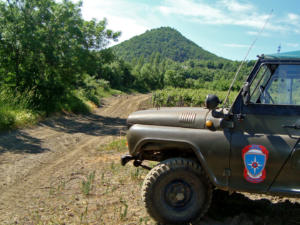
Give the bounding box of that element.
[0,0,255,130]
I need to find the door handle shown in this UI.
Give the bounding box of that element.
[282,124,300,129]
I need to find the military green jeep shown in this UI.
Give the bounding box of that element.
[121,51,300,224]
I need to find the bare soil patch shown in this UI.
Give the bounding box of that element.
[0,93,299,225]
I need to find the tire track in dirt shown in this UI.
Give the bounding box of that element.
[0,94,152,224]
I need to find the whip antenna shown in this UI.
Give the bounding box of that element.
[222,9,273,109]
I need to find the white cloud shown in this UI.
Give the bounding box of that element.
[287,13,300,25]
[221,0,254,12]
[285,42,299,48]
[104,16,147,44]
[158,0,223,20]
[80,0,150,43]
[288,13,300,21]
[247,31,270,37]
[223,43,249,48]
[157,0,286,32]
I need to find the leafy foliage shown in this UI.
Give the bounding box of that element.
[152,88,238,107]
[0,0,120,112]
[128,54,254,92]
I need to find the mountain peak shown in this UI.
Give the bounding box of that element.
[111,27,221,62]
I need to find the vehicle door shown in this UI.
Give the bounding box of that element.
[229,63,300,194]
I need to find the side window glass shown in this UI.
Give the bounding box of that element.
[265,76,291,104]
[250,65,272,103]
[292,79,300,104]
[260,65,300,105]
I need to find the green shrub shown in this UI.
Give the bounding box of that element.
[57,91,91,114]
[80,74,110,106]
[152,87,238,107]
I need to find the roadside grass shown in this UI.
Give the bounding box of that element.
[0,89,42,131]
[0,86,122,131]
[0,106,39,131]
[103,136,128,152]
[0,85,235,131]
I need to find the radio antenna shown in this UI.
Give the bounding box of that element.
[222,9,273,109]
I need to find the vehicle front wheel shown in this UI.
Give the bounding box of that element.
[141,158,212,225]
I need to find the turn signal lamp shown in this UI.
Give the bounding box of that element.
[206,120,213,128]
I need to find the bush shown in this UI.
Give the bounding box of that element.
[79,74,111,106]
[152,88,238,107]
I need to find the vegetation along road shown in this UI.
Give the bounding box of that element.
[0,94,298,225]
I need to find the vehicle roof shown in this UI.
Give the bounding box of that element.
[263,50,300,60]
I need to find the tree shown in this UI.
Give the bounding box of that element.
[101,60,134,90]
[0,0,120,111]
[164,69,185,88]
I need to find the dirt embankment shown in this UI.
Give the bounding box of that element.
[0,94,299,225]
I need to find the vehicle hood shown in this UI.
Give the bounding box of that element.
[127,107,209,129]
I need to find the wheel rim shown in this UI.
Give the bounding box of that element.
[164,179,193,208]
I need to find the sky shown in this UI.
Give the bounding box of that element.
[80,0,300,60]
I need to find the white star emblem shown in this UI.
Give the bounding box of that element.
[247,156,262,175]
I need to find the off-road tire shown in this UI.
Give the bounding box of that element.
[142,157,212,225]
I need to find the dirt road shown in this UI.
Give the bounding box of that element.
[0,94,152,224]
[0,94,299,225]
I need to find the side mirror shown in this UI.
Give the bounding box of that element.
[241,82,250,105]
[205,94,220,110]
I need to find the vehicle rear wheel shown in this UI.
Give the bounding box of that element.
[141,158,212,225]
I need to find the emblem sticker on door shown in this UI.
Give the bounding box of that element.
[242,145,269,183]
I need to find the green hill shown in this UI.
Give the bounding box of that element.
[112,27,222,62]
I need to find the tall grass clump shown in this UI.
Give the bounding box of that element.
[0,88,39,130]
[152,87,238,107]
[81,171,96,196]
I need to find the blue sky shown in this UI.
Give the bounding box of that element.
[80,0,300,60]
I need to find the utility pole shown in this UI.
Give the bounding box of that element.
[277,44,281,53]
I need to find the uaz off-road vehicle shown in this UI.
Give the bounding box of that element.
[121,51,300,224]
